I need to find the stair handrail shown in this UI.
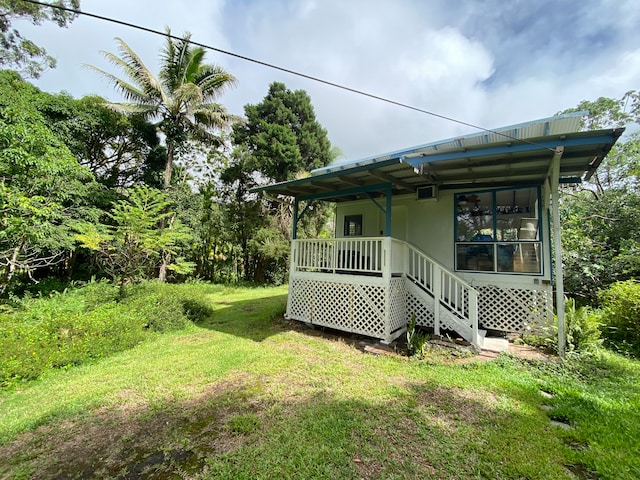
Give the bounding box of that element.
[399,240,480,349]
[398,240,472,288]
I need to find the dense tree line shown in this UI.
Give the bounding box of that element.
[0,31,334,294]
[560,92,640,304]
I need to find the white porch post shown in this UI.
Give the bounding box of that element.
[286,239,298,320]
[550,147,566,357]
[383,236,393,341]
[469,288,479,348]
[433,265,441,337]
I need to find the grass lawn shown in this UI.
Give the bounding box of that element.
[1,283,639,479]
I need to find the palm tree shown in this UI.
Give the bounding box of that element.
[88,31,238,281]
[88,29,238,189]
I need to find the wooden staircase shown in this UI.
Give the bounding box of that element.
[403,242,482,351]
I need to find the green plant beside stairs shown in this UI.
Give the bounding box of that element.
[407,313,430,357]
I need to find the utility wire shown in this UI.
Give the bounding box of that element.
[22,0,556,152]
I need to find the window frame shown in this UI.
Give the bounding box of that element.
[343,214,363,237]
[454,186,543,275]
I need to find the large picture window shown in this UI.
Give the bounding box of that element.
[455,187,541,273]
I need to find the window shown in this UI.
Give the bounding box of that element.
[455,187,541,273]
[344,214,363,236]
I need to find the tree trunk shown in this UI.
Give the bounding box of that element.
[158,253,168,282]
[0,244,22,295]
[158,141,174,281]
[254,256,265,283]
[163,140,174,190]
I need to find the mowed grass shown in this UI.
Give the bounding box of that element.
[0,284,639,479]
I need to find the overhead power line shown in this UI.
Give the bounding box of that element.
[22,0,556,152]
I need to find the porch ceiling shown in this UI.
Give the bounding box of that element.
[252,115,624,202]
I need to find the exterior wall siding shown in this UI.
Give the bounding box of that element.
[332,184,554,333]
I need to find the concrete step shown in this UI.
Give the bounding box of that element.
[481,335,510,353]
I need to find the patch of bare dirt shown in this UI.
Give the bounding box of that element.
[0,376,269,479]
[507,343,557,362]
[284,319,559,365]
[566,462,600,479]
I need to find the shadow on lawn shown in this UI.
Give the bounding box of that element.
[192,292,289,342]
[0,374,580,480]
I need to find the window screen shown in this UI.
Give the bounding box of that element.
[344,214,363,236]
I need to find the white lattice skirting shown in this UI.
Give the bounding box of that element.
[287,275,552,341]
[288,276,409,341]
[476,285,552,332]
[405,281,435,328]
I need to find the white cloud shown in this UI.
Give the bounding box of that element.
[13,0,640,162]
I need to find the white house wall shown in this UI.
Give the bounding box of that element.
[334,185,554,332]
[336,202,382,237]
[336,187,551,281]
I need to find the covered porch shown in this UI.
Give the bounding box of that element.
[254,114,624,352]
[288,236,480,345]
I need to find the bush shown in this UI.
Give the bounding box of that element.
[599,280,640,357]
[406,313,430,357]
[565,298,603,353]
[520,297,602,354]
[121,282,214,330]
[0,281,214,388]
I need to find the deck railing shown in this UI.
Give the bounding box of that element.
[290,237,479,348]
[292,237,384,275]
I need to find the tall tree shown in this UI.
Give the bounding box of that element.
[231,82,335,282]
[0,0,80,78]
[188,181,234,282]
[233,81,333,183]
[559,92,640,303]
[561,91,640,196]
[220,146,264,281]
[88,30,238,281]
[35,93,165,188]
[75,185,193,295]
[0,71,96,294]
[88,30,238,189]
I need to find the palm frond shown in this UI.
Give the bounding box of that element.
[194,66,238,101]
[108,38,168,104]
[193,103,241,129]
[185,47,206,82]
[187,123,222,145]
[174,83,204,109]
[160,29,194,92]
[86,28,238,178]
[83,64,150,104]
[104,102,159,118]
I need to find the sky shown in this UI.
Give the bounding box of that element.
[15,0,640,163]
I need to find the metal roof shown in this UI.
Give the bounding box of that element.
[252,113,624,202]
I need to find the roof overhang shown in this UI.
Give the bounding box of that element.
[252,117,624,203]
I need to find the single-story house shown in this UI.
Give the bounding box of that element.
[253,112,624,352]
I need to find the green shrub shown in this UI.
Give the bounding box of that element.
[599,280,640,357]
[0,293,147,387]
[121,282,214,330]
[0,281,213,388]
[520,297,602,354]
[565,298,603,353]
[120,284,189,332]
[406,313,430,358]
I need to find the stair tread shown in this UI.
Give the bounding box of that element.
[481,336,510,353]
